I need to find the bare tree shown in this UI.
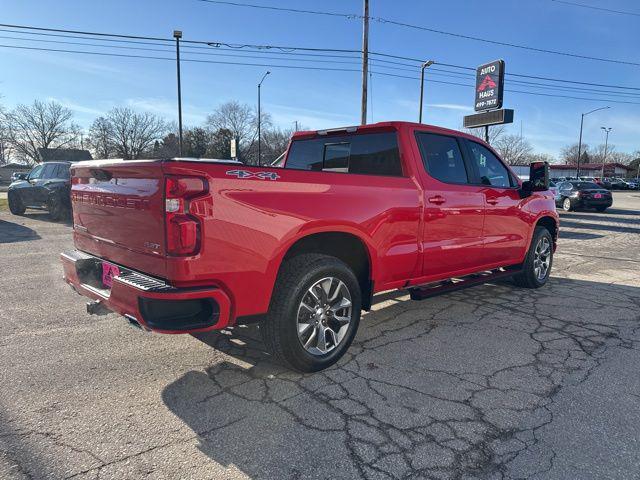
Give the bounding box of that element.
[463,125,505,145]
[2,100,77,163]
[258,127,295,165]
[493,134,533,165]
[560,143,590,165]
[86,117,114,159]
[105,107,168,159]
[205,101,272,163]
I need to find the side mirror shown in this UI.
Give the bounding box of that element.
[519,180,534,198]
[529,161,549,191]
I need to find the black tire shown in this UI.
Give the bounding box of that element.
[595,206,608,212]
[8,192,26,215]
[562,197,573,212]
[47,195,68,221]
[261,253,362,372]
[513,226,554,289]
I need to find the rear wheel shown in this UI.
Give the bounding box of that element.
[562,197,573,212]
[513,226,553,289]
[8,192,26,215]
[261,253,361,372]
[48,195,68,221]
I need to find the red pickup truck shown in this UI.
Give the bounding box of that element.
[61,121,558,372]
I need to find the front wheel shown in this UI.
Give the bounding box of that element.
[8,192,26,215]
[562,197,573,212]
[261,253,362,372]
[513,226,554,289]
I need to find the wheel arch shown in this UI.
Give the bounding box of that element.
[273,229,376,311]
[534,215,559,248]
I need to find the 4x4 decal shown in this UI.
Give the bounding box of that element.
[226,169,280,181]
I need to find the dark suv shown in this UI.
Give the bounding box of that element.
[8,162,72,220]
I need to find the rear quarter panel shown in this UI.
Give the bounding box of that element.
[163,161,422,318]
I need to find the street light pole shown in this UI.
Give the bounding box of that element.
[173,30,183,157]
[257,71,270,166]
[576,106,610,177]
[600,126,612,177]
[418,60,434,123]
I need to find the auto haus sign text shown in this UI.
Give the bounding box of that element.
[475,59,505,111]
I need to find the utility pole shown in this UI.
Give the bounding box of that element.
[174,30,183,156]
[576,106,610,178]
[360,0,369,125]
[418,60,434,123]
[257,71,270,166]
[600,126,612,177]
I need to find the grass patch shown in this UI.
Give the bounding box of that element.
[0,198,8,211]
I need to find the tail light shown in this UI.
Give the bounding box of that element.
[165,176,208,256]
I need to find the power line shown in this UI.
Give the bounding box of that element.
[196,0,359,18]
[3,41,640,106]
[550,0,640,17]
[3,22,640,92]
[6,29,639,99]
[195,0,640,67]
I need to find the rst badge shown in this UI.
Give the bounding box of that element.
[226,170,280,181]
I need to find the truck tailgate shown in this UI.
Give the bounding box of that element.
[71,160,167,278]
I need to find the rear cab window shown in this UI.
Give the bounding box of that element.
[285,131,403,177]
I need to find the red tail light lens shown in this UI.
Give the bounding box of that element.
[166,176,206,199]
[165,176,208,256]
[166,214,199,255]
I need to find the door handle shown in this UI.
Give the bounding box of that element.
[486,198,499,205]
[428,195,446,205]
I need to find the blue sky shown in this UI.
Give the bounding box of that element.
[2,0,639,157]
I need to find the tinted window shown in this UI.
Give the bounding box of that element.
[28,164,45,180]
[467,142,511,188]
[415,133,468,184]
[323,143,350,172]
[42,163,58,179]
[285,132,402,176]
[572,182,600,190]
[55,163,71,179]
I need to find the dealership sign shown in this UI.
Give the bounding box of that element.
[475,59,505,111]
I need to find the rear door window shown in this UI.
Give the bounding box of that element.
[415,133,469,184]
[42,164,58,180]
[285,132,402,176]
[55,164,71,179]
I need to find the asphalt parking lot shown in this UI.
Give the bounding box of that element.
[1,192,639,480]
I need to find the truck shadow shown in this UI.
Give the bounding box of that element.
[162,277,640,479]
[0,219,41,243]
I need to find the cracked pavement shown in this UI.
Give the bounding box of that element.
[1,192,639,479]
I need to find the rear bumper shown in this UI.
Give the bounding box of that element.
[61,250,232,334]
[579,198,613,208]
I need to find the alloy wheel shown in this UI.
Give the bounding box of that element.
[296,277,352,356]
[533,237,551,282]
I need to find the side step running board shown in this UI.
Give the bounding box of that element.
[407,267,522,301]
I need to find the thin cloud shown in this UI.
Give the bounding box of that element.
[426,103,474,112]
